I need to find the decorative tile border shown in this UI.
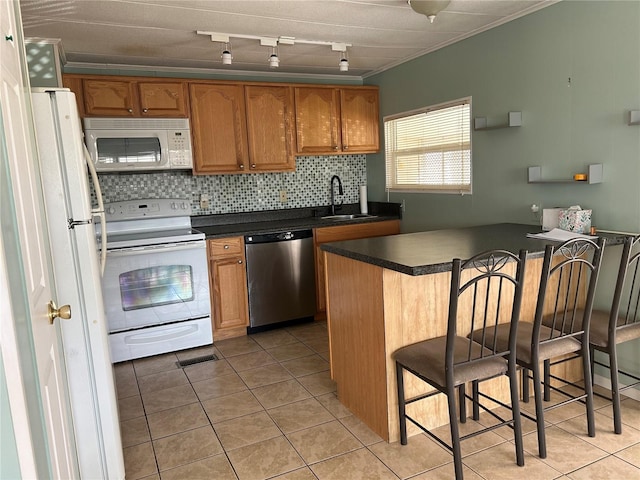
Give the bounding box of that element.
[90,155,367,215]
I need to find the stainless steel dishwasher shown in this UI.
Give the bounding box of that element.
[244,229,316,330]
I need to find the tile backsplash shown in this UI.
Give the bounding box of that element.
[91,155,367,215]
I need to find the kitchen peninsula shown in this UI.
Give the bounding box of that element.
[321,223,622,443]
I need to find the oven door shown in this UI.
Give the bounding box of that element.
[102,240,210,332]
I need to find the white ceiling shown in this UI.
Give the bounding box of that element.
[20,0,557,80]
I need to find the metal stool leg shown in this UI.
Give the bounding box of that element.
[582,346,596,438]
[459,384,467,423]
[609,345,623,434]
[543,359,551,402]
[447,383,464,480]
[396,362,408,445]
[532,362,547,458]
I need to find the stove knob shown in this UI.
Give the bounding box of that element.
[106,206,115,215]
[180,202,187,209]
[170,202,177,209]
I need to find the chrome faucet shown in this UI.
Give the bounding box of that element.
[330,175,343,215]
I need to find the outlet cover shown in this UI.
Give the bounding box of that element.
[279,189,287,203]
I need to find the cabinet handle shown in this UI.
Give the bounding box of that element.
[238,259,243,264]
[250,164,256,169]
[127,108,133,114]
[224,245,229,249]
[332,145,338,151]
[5,35,14,42]
[344,145,349,150]
[142,108,148,113]
[239,164,245,169]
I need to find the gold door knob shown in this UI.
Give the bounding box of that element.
[48,301,71,325]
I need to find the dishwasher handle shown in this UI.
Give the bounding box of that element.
[245,229,313,244]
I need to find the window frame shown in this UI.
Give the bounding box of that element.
[384,97,472,195]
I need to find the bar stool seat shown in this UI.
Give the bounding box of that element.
[394,336,508,388]
[475,322,581,364]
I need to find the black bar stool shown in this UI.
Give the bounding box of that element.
[394,249,527,480]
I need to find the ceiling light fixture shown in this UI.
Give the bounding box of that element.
[268,47,280,68]
[408,0,451,23]
[197,31,352,72]
[221,42,232,65]
[332,43,349,72]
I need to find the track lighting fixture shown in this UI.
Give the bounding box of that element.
[221,42,232,65]
[268,47,279,68]
[196,31,352,72]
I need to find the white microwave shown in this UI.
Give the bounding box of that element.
[83,117,193,172]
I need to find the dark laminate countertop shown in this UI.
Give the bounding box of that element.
[191,202,402,239]
[321,223,627,276]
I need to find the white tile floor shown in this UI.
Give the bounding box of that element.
[114,322,640,480]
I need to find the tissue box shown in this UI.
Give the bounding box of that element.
[559,207,592,234]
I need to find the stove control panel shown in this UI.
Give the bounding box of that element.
[103,198,192,221]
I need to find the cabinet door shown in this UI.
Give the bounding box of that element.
[294,87,340,154]
[210,255,249,333]
[138,81,188,117]
[62,75,85,116]
[82,78,138,116]
[245,85,295,172]
[190,83,249,174]
[340,88,380,153]
[314,220,400,316]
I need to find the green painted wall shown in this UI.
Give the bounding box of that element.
[366,0,640,234]
[367,0,640,395]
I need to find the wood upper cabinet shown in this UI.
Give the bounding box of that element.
[208,237,249,340]
[78,77,188,117]
[313,220,400,318]
[137,82,189,117]
[340,87,380,153]
[294,87,341,154]
[244,85,295,172]
[189,83,249,174]
[295,86,379,155]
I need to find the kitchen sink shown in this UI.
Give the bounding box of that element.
[321,214,377,220]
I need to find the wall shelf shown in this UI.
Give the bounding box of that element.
[629,110,640,125]
[474,111,522,130]
[528,163,603,184]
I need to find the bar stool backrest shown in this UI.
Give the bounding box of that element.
[448,249,527,371]
[534,237,605,346]
[609,236,640,336]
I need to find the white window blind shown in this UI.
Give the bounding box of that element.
[385,98,471,194]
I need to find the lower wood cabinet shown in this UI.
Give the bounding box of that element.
[207,236,249,340]
[206,221,401,339]
[313,220,401,318]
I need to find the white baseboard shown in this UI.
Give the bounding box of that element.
[594,373,640,402]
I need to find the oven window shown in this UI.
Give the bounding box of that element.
[97,138,161,164]
[119,265,194,311]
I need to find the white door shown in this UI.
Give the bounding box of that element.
[0,1,76,478]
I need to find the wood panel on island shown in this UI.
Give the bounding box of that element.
[313,220,400,320]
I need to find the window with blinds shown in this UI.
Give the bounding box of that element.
[384,98,471,194]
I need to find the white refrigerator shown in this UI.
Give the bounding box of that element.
[31,88,124,479]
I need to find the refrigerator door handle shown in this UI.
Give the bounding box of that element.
[84,143,106,276]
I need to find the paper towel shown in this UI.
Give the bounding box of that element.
[360,185,368,214]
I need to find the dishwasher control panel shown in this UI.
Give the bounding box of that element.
[244,229,313,244]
